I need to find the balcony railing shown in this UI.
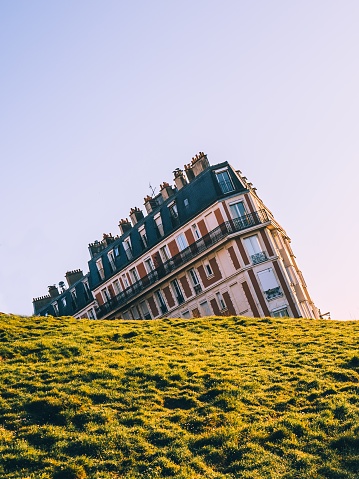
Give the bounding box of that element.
[95,209,269,318]
[265,287,283,301]
[193,284,202,295]
[251,251,267,264]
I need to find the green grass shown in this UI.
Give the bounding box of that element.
[0,313,358,478]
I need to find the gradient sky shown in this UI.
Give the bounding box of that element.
[1,1,359,319]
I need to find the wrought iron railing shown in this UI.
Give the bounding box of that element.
[265,287,283,301]
[251,251,267,265]
[95,209,269,318]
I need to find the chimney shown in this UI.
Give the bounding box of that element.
[118,218,132,235]
[129,207,144,226]
[160,181,175,201]
[33,295,52,314]
[144,195,158,214]
[48,285,60,298]
[191,152,209,177]
[102,233,115,247]
[88,240,104,258]
[65,269,84,287]
[173,168,187,190]
[184,163,195,182]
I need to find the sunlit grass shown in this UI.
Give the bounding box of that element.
[0,313,358,478]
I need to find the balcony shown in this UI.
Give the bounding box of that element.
[95,209,269,318]
[251,251,267,265]
[265,287,283,301]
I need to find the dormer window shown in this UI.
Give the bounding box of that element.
[83,279,91,300]
[108,250,116,272]
[154,213,164,237]
[96,258,105,281]
[52,302,59,316]
[70,289,78,309]
[123,237,133,261]
[215,168,235,194]
[168,201,180,228]
[138,226,148,249]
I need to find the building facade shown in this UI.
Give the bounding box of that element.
[33,153,319,320]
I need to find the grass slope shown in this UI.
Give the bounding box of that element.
[0,314,358,479]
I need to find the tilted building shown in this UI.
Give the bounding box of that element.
[33,153,319,320]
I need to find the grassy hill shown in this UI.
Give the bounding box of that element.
[0,314,358,479]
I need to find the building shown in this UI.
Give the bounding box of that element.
[33,153,319,320]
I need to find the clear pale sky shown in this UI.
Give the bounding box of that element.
[1,1,358,319]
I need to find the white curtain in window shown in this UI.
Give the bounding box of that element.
[176,233,188,251]
[229,202,246,218]
[257,269,279,291]
[243,235,261,256]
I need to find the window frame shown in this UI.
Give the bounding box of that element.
[215,168,235,194]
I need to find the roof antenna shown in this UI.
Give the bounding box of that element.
[149,183,156,197]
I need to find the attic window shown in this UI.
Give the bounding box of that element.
[215,168,235,194]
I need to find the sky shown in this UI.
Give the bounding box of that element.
[1,0,359,319]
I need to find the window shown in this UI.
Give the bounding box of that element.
[215,169,235,194]
[204,262,213,277]
[96,258,105,281]
[113,279,122,295]
[199,300,212,316]
[101,288,111,303]
[216,292,227,310]
[61,297,67,308]
[171,279,185,304]
[144,257,155,274]
[184,198,189,207]
[155,290,168,314]
[272,307,289,318]
[189,268,200,285]
[122,274,129,289]
[168,201,179,227]
[52,302,59,316]
[123,237,133,261]
[229,201,246,219]
[83,280,91,301]
[140,300,152,320]
[131,306,140,320]
[160,245,171,262]
[87,308,96,319]
[154,214,164,237]
[114,246,120,257]
[192,224,201,240]
[181,310,191,319]
[130,267,139,283]
[108,250,116,272]
[243,235,267,264]
[70,289,78,309]
[189,268,202,294]
[229,201,253,228]
[139,226,148,249]
[176,233,188,252]
[257,268,283,301]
